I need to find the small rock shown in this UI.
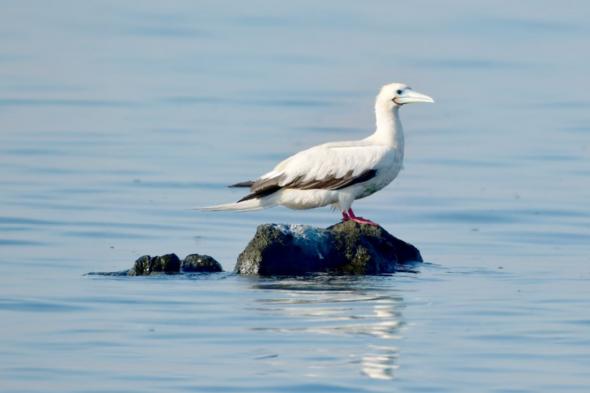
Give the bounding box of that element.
[235,221,422,276]
[130,253,181,276]
[182,254,223,273]
[88,252,222,276]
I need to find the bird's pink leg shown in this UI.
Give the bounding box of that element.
[342,211,351,222]
[347,208,379,226]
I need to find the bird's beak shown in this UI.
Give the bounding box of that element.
[397,90,435,104]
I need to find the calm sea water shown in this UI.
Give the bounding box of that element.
[1,1,589,392]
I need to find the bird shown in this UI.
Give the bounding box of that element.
[200,82,434,225]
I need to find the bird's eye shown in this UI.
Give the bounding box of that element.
[396,89,403,95]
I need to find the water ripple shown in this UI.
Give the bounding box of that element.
[0,298,87,313]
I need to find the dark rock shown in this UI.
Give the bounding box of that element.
[86,270,130,276]
[235,221,422,276]
[88,252,223,276]
[129,253,182,276]
[182,254,223,273]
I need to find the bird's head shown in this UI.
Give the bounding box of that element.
[377,82,434,109]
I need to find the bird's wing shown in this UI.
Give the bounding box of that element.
[237,142,389,202]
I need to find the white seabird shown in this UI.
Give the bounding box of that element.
[200,82,434,225]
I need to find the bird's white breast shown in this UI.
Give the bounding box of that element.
[352,146,403,200]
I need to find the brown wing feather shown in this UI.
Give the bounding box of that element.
[229,181,254,188]
[237,169,377,202]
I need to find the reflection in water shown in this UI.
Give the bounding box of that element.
[362,346,399,380]
[251,277,405,380]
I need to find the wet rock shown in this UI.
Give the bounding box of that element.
[235,221,422,276]
[129,253,182,276]
[182,254,223,273]
[88,253,223,276]
[86,269,129,277]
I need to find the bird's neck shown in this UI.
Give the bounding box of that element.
[371,105,404,149]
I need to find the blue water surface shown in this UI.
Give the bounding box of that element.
[1,1,589,392]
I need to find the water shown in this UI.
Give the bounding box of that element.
[1,1,589,392]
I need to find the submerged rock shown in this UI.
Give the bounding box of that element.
[182,254,223,273]
[130,253,181,276]
[235,221,422,275]
[89,253,223,276]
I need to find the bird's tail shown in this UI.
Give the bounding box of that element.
[196,197,272,212]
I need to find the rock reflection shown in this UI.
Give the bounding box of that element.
[251,276,405,380]
[362,346,399,380]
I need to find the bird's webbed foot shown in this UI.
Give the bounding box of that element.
[341,209,379,226]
